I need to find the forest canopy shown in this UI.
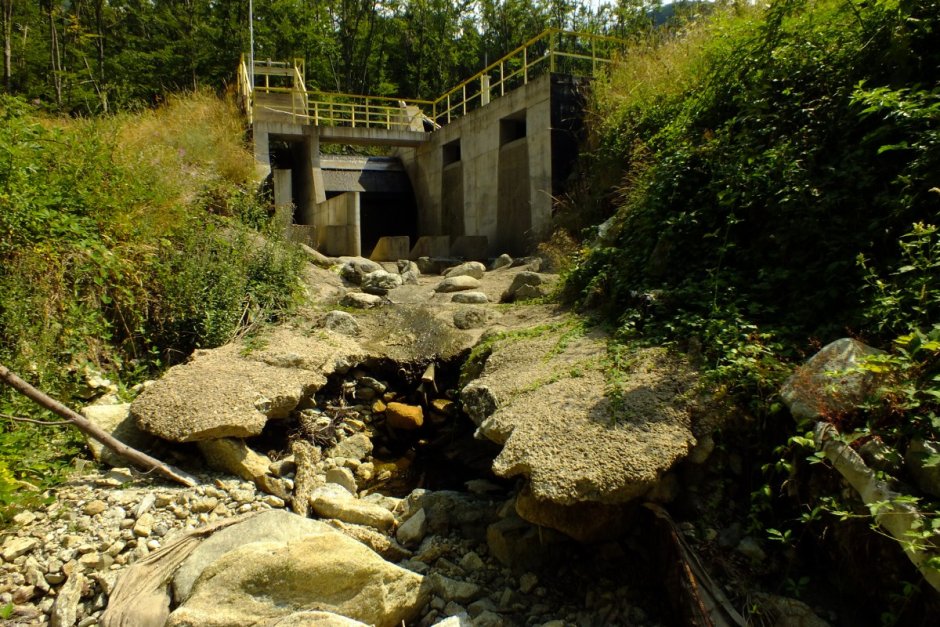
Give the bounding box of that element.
[0,0,683,113]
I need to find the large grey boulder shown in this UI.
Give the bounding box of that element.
[906,439,940,498]
[500,272,547,302]
[361,270,403,295]
[780,338,884,423]
[322,311,360,336]
[453,307,488,330]
[339,257,383,285]
[397,259,420,285]
[173,511,333,603]
[80,403,155,467]
[435,276,481,293]
[131,328,364,442]
[166,518,428,627]
[444,261,486,280]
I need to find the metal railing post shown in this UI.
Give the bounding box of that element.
[481,75,491,106]
[500,61,505,96]
[523,47,528,84]
[550,31,556,73]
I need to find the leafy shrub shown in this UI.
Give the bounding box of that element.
[0,92,301,515]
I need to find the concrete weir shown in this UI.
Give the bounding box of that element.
[251,73,586,260]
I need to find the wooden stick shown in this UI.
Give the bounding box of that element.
[0,363,197,488]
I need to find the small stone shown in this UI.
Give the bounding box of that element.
[361,269,403,295]
[372,400,387,413]
[459,551,485,572]
[82,500,107,516]
[519,572,538,594]
[154,493,174,507]
[356,462,375,482]
[323,310,361,336]
[396,508,428,547]
[134,493,156,518]
[325,467,358,494]
[269,456,297,477]
[49,572,84,627]
[190,497,219,513]
[736,536,767,562]
[133,513,154,537]
[386,402,424,430]
[263,495,286,508]
[105,541,126,557]
[429,572,481,603]
[341,292,383,309]
[2,537,39,562]
[146,540,161,551]
[12,585,36,604]
[12,511,37,525]
[78,552,113,571]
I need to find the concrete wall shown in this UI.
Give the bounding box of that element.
[251,73,586,258]
[315,192,361,257]
[398,72,559,256]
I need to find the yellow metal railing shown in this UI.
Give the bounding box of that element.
[240,28,626,130]
[429,28,626,124]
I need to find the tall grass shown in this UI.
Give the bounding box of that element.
[0,92,302,516]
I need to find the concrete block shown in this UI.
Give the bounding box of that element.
[369,236,411,262]
[450,236,489,261]
[323,226,350,257]
[410,236,451,260]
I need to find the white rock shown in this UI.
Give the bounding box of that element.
[396,508,428,547]
[310,485,395,531]
[325,467,358,494]
[2,537,39,562]
[49,572,85,627]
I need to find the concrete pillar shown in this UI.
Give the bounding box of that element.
[481,75,491,106]
[346,192,361,257]
[252,122,271,183]
[303,126,326,207]
[272,169,293,229]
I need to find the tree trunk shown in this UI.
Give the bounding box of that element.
[0,363,197,488]
[1,0,12,92]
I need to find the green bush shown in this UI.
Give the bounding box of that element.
[0,92,302,516]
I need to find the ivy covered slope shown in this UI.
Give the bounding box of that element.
[0,93,303,517]
[565,0,939,616]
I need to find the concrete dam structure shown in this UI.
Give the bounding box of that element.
[238,29,622,259]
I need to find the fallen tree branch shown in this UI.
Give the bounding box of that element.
[1,411,72,426]
[815,421,940,594]
[0,363,197,488]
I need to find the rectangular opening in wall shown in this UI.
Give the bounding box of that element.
[442,138,461,166]
[500,111,527,146]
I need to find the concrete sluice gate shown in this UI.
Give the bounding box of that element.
[254,73,587,261]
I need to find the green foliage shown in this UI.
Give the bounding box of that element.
[0,93,302,519]
[565,0,940,608]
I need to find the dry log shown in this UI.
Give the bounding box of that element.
[815,421,940,593]
[0,363,196,488]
